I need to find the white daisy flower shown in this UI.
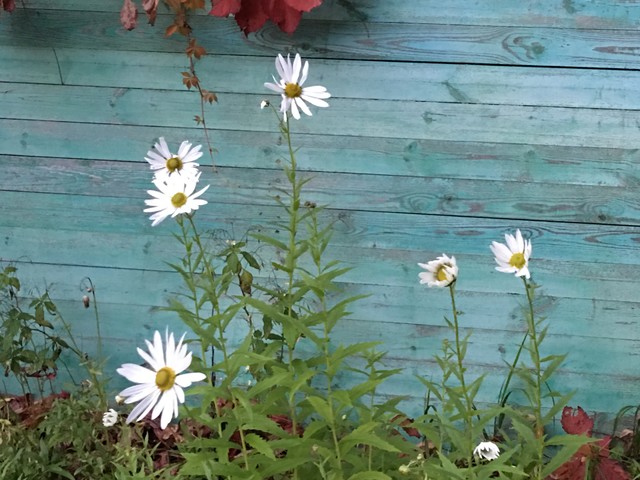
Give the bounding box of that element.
[102,408,118,427]
[143,174,209,227]
[116,329,206,429]
[473,441,500,461]
[490,229,532,279]
[418,254,458,288]
[264,53,331,121]
[145,137,202,182]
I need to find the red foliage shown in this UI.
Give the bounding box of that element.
[561,406,594,436]
[2,0,15,12]
[209,0,323,34]
[549,406,631,480]
[120,0,138,30]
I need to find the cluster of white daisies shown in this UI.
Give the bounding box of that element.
[419,229,533,287]
[109,52,332,430]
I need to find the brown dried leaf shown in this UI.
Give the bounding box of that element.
[165,23,179,37]
[183,0,205,9]
[201,90,218,103]
[142,0,159,25]
[120,0,138,30]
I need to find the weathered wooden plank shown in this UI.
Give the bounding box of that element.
[3,193,640,302]
[4,156,640,225]
[0,45,61,84]
[4,11,640,68]
[51,47,640,110]
[18,0,640,29]
[1,121,637,186]
[8,260,640,381]
[3,83,640,148]
[10,261,640,343]
[8,264,640,414]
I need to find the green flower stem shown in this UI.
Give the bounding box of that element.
[55,310,107,409]
[448,283,474,469]
[177,216,209,372]
[281,116,301,472]
[495,325,528,434]
[523,277,544,478]
[84,278,103,363]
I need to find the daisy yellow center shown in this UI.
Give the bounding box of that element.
[436,265,449,282]
[171,192,187,208]
[509,252,526,269]
[284,82,302,99]
[166,156,183,172]
[155,366,176,391]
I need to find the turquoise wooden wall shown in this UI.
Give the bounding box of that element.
[1,1,640,421]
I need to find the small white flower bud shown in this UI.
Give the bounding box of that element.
[102,408,118,427]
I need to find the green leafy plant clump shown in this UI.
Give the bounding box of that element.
[1,50,637,480]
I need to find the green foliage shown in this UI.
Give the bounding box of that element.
[0,265,73,397]
[0,388,171,480]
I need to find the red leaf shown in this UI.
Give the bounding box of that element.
[234,0,269,34]
[209,0,241,16]
[548,455,586,480]
[265,0,302,34]
[283,0,322,12]
[561,406,594,436]
[120,0,138,30]
[594,458,631,480]
[2,0,15,12]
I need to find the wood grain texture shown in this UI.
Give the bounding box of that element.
[1,122,638,187]
[4,10,640,68]
[1,0,640,417]
[18,0,640,29]
[3,156,640,226]
[32,48,640,110]
[3,83,640,149]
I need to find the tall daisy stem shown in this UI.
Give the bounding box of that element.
[449,283,475,469]
[523,277,544,478]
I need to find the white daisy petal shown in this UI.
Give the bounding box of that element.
[117,329,206,429]
[301,95,329,108]
[417,254,458,288]
[175,385,185,404]
[265,53,330,120]
[127,388,160,423]
[295,97,312,117]
[175,372,207,388]
[144,176,209,227]
[291,53,302,84]
[490,230,532,279]
[120,383,157,403]
[116,363,156,384]
[299,60,309,85]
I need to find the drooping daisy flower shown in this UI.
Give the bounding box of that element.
[490,229,532,279]
[145,137,202,182]
[418,254,458,287]
[116,329,206,429]
[102,408,118,427]
[473,441,500,461]
[264,53,331,121]
[144,174,209,227]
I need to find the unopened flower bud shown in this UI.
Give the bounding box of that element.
[82,295,90,308]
